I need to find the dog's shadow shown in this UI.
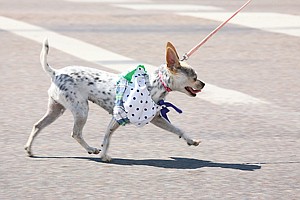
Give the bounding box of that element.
[110,157,261,171]
[31,156,261,171]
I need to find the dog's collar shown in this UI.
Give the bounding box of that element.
[158,71,172,92]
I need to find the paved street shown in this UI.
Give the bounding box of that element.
[0,0,299,199]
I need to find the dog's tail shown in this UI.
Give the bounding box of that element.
[40,38,55,78]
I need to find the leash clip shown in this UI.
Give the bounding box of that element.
[181,53,189,61]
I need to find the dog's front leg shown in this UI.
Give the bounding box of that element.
[100,118,120,162]
[151,115,200,146]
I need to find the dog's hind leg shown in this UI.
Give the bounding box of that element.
[70,101,100,154]
[25,98,65,156]
[100,118,120,162]
[151,115,201,146]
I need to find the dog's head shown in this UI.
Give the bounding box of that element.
[165,42,205,97]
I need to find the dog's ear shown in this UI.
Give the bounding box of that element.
[166,43,180,72]
[166,42,179,59]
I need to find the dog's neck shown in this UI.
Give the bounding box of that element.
[148,65,173,103]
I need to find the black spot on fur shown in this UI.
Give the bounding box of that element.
[88,82,94,86]
[180,67,196,78]
[59,85,65,91]
[55,75,75,95]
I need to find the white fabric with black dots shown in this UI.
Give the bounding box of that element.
[123,68,159,127]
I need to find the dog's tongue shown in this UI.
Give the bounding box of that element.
[187,87,201,94]
[191,89,201,94]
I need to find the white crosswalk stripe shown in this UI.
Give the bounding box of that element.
[66,0,151,3]
[113,4,223,11]
[178,12,300,37]
[0,16,269,105]
[112,3,300,37]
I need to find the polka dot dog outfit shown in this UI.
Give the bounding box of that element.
[113,65,182,127]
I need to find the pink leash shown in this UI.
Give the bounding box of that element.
[181,0,253,61]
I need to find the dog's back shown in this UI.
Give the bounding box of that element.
[41,39,117,114]
[49,66,117,113]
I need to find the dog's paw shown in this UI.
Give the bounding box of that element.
[100,154,112,162]
[87,147,100,154]
[187,139,201,146]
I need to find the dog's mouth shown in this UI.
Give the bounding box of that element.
[185,86,201,97]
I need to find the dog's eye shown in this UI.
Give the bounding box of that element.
[193,77,197,82]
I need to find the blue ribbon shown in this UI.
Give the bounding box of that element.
[158,100,182,123]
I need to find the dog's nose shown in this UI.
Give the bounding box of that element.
[201,81,205,88]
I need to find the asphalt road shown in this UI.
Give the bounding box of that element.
[0,0,299,199]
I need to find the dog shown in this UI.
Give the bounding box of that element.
[24,39,205,162]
